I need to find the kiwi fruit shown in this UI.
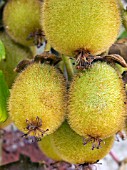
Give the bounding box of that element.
[9,63,66,138]
[68,61,126,139]
[42,0,120,56]
[3,0,42,47]
[51,121,115,164]
[38,135,62,161]
[0,31,32,88]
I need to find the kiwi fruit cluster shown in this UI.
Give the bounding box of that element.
[2,0,127,167]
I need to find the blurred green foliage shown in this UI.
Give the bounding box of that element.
[0,40,5,60]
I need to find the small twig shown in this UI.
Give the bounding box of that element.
[109,151,121,166]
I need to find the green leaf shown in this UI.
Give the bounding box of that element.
[0,40,6,61]
[0,70,10,123]
[118,30,127,39]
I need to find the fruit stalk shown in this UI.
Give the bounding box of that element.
[61,55,74,81]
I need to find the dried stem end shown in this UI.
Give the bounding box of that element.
[75,49,127,71]
[26,29,45,48]
[83,136,105,150]
[22,116,49,141]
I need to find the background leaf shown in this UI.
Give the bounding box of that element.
[0,70,9,122]
[0,40,5,61]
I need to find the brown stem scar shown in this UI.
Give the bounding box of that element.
[22,116,49,141]
[75,49,127,71]
[83,136,104,150]
[26,29,45,48]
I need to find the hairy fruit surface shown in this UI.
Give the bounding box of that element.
[68,62,126,139]
[3,0,42,47]
[9,63,66,138]
[42,0,120,56]
[51,122,114,164]
[38,135,62,161]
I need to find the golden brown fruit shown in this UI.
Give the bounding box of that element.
[3,0,42,47]
[51,122,114,164]
[68,62,126,139]
[9,63,66,139]
[42,0,120,56]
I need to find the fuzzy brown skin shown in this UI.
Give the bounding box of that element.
[3,0,42,47]
[9,63,66,138]
[51,122,115,164]
[42,0,120,56]
[68,62,126,139]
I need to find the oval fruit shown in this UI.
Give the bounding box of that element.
[51,122,115,164]
[68,62,126,139]
[3,0,42,47]
[42,0,120,56]
[9,63,66,138]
